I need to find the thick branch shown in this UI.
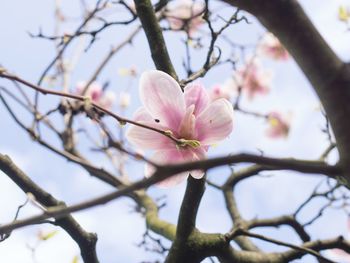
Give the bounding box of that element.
[161,153,339,177]
[227,229,335,263]
[134,0,178,79]
[222,0,350,181]
[135,191,177,241]
[281,236,350,262]
[176,177,206,239]
[0,154,99,263]
[165,177,206,262]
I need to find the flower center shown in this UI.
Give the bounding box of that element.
[177,138,201,148]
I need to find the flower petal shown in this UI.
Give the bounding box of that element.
[144,147,207,187]
[126,108,173,150]
[140,70,185,131]
[181,147,206,179]
[178,105,196,139]
[184,82,209,116]
[195,98,234,145]
[145,149,189,187]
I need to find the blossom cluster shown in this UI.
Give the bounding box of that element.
[74,81,132,110]
[75,81,116,110]
[165,0,205,36]
[208,32,291,139]
[74,66,137,111]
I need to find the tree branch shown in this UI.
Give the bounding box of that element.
[165,177,206,262]
[134,0,178,79]
[281,236,350,262]
[248,215,310,243]
[0,153,99,263]
[222,0,350,182]
[161,153,340,177]
[226,228,335,263]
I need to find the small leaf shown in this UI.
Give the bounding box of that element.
[39,230,58,241]
[339,5,350,22]
[71,255,79,263]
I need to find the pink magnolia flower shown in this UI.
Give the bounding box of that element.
[127,70,234,187]
[98,90,116,109]
[75,81,116,109]
[166,0,205,36]
[209,84,231,102]
[258,32,289,61]
[235,59,272,100]
[209,78,237,102]
[265,112,290,138]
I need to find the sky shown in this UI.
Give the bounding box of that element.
[0,0,350,263]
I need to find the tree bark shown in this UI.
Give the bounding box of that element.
[223,0,350,181]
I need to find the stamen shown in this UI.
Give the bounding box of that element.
[178,138,201,148]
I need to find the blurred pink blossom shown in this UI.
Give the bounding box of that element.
[265,112,290,138]
[258,32,289,61]
[235,59,272,100]
[166,0,205,36]
[209,78,237,102]
[75,81,116,109]
[127,70,234,187]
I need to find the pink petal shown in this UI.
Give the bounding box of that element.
[126,108,174,150]
[145,149,189,187]
[99,90,116,109]
[145,147,206,187]
[181,147,206,179]
[133,107,154,122]
[184,82,209,116]
[139,70,185,132]
[195,98,234,145]
[76,81,103,101]
[178,105,196,139]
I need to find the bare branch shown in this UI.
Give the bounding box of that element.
[0,154,99,263]
[226,228,335,263]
